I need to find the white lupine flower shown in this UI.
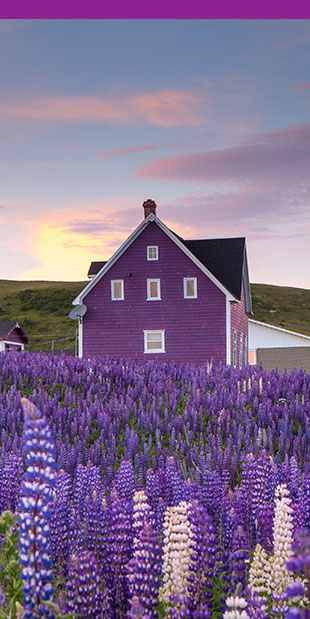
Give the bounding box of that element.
[249,543,272,594]
[160,501,194,605]
[223,595,249,619]
[271,484,294,594]
[248,483,306,608]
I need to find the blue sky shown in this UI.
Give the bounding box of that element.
[1,19,310,286]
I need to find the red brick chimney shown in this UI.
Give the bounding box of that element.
[142,199,157,219]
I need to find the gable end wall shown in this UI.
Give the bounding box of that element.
[82,222,227,364]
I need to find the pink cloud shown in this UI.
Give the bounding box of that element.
[95,144,157,159]
[136,123,310,185]
[291,83,310,89]
[0,89,206,128]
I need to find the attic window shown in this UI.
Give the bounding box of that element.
[147,246,158,261]
[111,280,124,300]
[184,277,197,299]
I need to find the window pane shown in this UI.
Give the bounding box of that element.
[147,340,161,350]
[150,281,158,297]
[113,282,122,298]
[186,279,195,296]
[148,246,158,259]
[148,332,161,342]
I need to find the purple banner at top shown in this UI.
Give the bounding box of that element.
[1,0,310,18]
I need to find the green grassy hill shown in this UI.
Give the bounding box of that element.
[0,280,87,352]
[0,279,309,352]
[250,283,310,336]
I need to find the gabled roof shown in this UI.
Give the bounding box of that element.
[0,320,16,338]
[73,214,238,306]
[0,320,30,343]
[87,261,107,278]
[73,213,252,309]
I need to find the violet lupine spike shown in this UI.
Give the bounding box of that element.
[128,523,161,617]
[187,501,218,614]
[116,459,136,502]
[104,489,133,617]
[18,397,56,619]
[49,469,72,577]
[65,550,105,618]
[228,525,249,594]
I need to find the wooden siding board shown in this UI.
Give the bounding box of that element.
[83,222,226,364]
[230,281,248,366]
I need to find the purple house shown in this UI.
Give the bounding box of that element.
[71,200,252,365]
[0,320,30,352]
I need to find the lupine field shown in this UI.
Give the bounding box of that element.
[1,353,310,618]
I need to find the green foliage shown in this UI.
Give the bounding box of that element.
[0,511,23,619]
[251,282,310,336]
[0,279,86,352]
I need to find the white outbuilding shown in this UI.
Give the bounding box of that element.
[248,319,310,371]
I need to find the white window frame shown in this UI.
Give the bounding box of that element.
[239,332,243,368]
[111,279,124,301]
[144,330,165,354]
[244,335,247,366]
[147,246,158,261]
[183,277,197,299]
[147,279,161,301]
[233,330,237,368]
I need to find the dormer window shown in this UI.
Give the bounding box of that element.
[111,279,124,300]
[184,277,197,299]
[147,246,158,261]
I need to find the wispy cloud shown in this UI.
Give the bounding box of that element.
[0,90,207,128]
[136,123,310,185]
[95,144,157,159]
[291,83,310,89]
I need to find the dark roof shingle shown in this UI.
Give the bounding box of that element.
[181,237,245,300]
[0,320,17,339]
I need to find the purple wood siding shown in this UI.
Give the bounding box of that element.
[83,222,227,364]
[5,328,25,344]
[230,282,248,366]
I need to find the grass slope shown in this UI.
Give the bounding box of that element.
[0,279,309,352]
[0,280,87,352]
[251,283,310,336]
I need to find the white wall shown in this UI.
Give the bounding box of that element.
[249,319,310,349]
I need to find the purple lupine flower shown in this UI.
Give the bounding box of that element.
[286,527,310,601]
[65,550,105,618]
[18,397,56,619]
[128,523,161,617]
[104,489,133,617]
[187,501,218,614]
[244,588,269,618]
[115,459,136,502]
[49,469,72,577]
[128,595,151,618]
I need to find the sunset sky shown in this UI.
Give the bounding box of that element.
[1,19,310,287]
